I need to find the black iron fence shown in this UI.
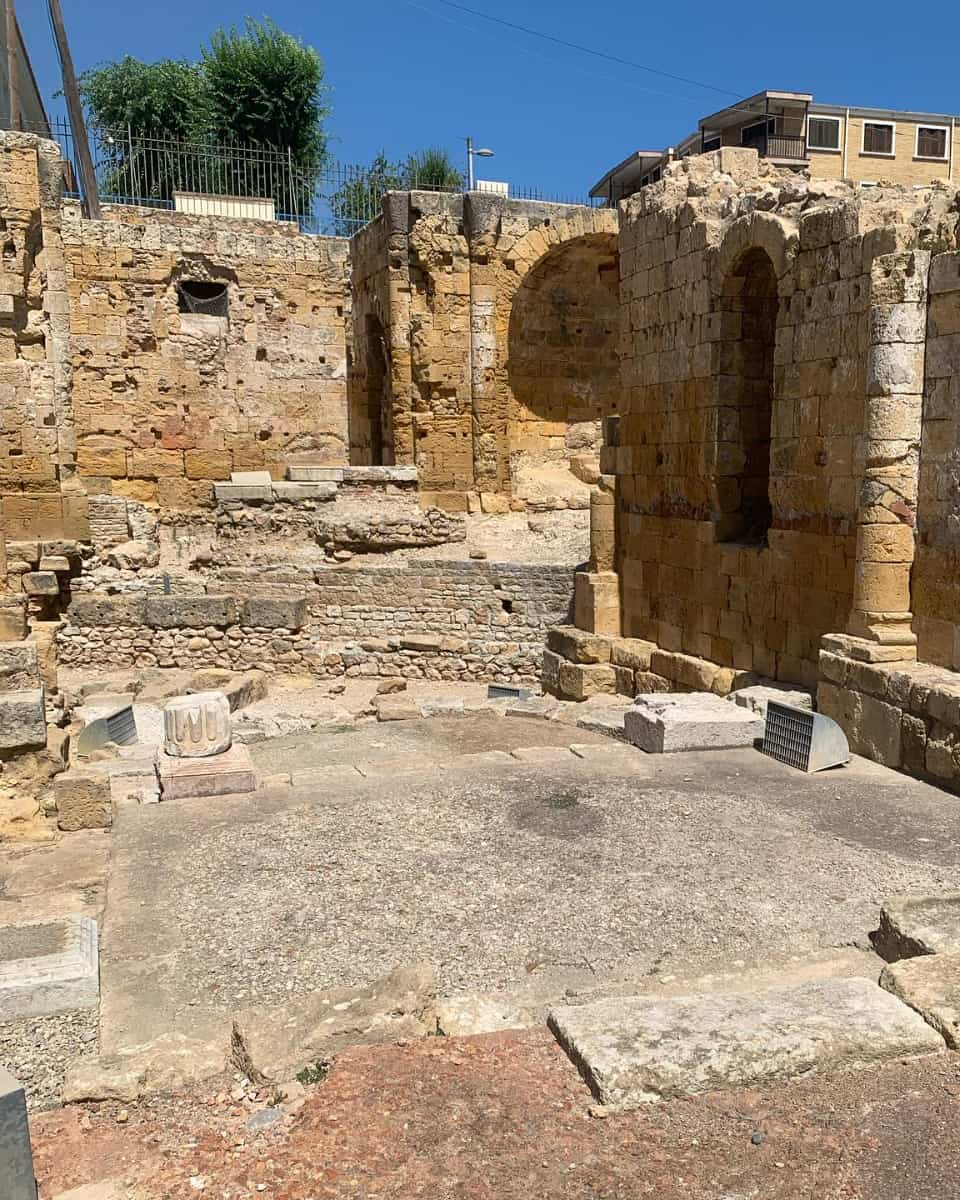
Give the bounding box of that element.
[7,117,597,236]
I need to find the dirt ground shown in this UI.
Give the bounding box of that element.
[31,1031,960,1199]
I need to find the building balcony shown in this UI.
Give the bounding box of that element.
[738,127,808,163]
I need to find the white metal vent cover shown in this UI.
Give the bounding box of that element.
[762,700,850,773]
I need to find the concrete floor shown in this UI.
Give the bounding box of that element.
[97,713,960,1056]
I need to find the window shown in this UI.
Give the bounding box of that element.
[702,133,721,152]
[916,125,948,160]
[862,121,894,155]
[176,280,228,319]
[808,116,841,151]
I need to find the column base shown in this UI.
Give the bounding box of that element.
[823,632,917,664]
[574,571,621,636]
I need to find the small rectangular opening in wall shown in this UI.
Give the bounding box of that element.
[177,281,229,319]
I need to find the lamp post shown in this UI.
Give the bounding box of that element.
[465,137,495,191]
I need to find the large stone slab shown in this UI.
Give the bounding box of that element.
[145,594,237,629]
[54,769,112,831]
[624,692,763,753]
[0,915,99,1018]
[881,952,960,1048]
[729,683,814,717]
[241,594,308,630]
[548,977,943,1110]
[0,641,40,690]
[576,707,629,741]
[873,894,960,961]
[159,742,258,800]
[68,593,147,627]
[0,1067,36,1200]
[0,687,45,750]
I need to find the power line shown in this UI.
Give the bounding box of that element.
[424,0,740,98]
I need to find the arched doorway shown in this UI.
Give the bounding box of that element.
[717,247,778,543]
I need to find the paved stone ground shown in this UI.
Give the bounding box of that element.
[98,713,960,1054]
[28,1033,960,1199]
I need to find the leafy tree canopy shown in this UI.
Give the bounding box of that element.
[79,56,208,140]
[331,147,463,235]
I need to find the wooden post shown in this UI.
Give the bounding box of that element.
[6,0,19,129]
[47,0,100,217]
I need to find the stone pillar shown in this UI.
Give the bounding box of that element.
[382,193,415,467]
[163,691,232,758]
[0,1066,36,1200]
[590,476,617,572]
[845,250,929,661]
[466,194,507,494]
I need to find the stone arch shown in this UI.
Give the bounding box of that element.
[712,212,798,294]
[501,215,619,499]
[714,244,780,543]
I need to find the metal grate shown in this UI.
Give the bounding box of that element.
[105,706,138,746]
[487,684,531,701]
[762,701,849,773]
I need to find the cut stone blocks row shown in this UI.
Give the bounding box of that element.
[68,591,309,631]
[213,464,417,502]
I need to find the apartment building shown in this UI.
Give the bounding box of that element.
[591,90,958,203]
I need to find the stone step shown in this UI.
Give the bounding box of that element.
[873,893,960,960]
[624,692,763,753]
[548,976,943,1110]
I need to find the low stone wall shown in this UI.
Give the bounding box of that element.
[57,561,575,684]
[818,637,960,789]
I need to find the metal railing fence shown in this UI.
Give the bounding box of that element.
[3,117,598,236]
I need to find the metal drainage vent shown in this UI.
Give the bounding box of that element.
[762,700,850,773]
[75,705,138,757]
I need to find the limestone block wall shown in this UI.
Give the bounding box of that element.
[914,251,960,668]
[351,191,619,507]
[57,561,574,682]
[62,202,351,512]
[347,215,392,465]
[613,148,953,687]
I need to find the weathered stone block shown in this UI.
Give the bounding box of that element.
[242,594,308,630]
[624,693,763,753]
[729,683,814,717]
[558,660,618,701]
[287,465,345,482]
[0,595,27,640]
[159,742,258,800]
[610,638,655,672]
[542,648,563,695]
[68,592,147,628]
[873,894,960,961]
[54,769,112,831]
[0,688,46,751]
[39,554,70,573]
[0,642,39,690]
[547,625,612,664]
[548,977,943,1110]
[145,594,237,629]
[22,570,59,596]
[400,634,443,652]
[163,692,232,758]
[881,952,960,1048]
[270,481,337,502]
[0,1066,35,1200]
[0,916,99,1018]
[375,694,420,721]
[214,482,273,502]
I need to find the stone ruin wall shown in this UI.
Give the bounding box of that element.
[351,191,620,510]
[63,201,351,512]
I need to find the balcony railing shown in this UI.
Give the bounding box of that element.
[740,126,808,161]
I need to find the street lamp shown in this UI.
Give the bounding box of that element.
[465,137,495,191]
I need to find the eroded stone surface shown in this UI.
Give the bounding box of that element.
[163,691,232,758]
[548,977,944,1110]
[873,894,960,961]
[624,693,763,753]
[158,743,258,800]
[881,952,960,1048]
[0,916,99,1019]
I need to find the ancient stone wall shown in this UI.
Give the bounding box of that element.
[58,561,574,683]
[62,202,351,512]
[352,191,619,509]
[347,214,392,464]
[914,251,960,669]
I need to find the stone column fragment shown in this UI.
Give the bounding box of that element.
[163,691,232,758]
[847,250,930,658]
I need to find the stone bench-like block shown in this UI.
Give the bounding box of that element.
[548,977,944,1110]
[159,742,258,800]
[242,594,308,630]
[624,692,763,753]
[0,1066,36,1200]
[0,687,46,751]
[145,594,237,629]
[271,481,337,502]
[163,691,232,757]
[214,482,274,502]
[0,915,100,1019]
[287,465,344,482]
[68,592,147,628]
[729,683,814,717]
[342,465,418,484]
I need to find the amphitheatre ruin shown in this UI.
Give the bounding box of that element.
[5,125,960,1197]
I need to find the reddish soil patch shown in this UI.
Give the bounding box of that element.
[31,1030,960,1199]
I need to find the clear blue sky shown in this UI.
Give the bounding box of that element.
[19,0,960,198]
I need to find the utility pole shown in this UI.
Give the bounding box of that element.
[47,0,100,217]
[6,0,19,129]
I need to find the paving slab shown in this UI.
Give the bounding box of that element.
[0,915,99,1018]
[624,692,763,753]
[158,743,258,800]
[548,977,943,1110]
[872,893,960,960]
[881,952,960,1047]
[575,708,628,741]
[0,1066,36,1200]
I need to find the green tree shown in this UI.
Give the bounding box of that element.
[330,152,404,237]
[403,147,463,191]
[79,56,208,140]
